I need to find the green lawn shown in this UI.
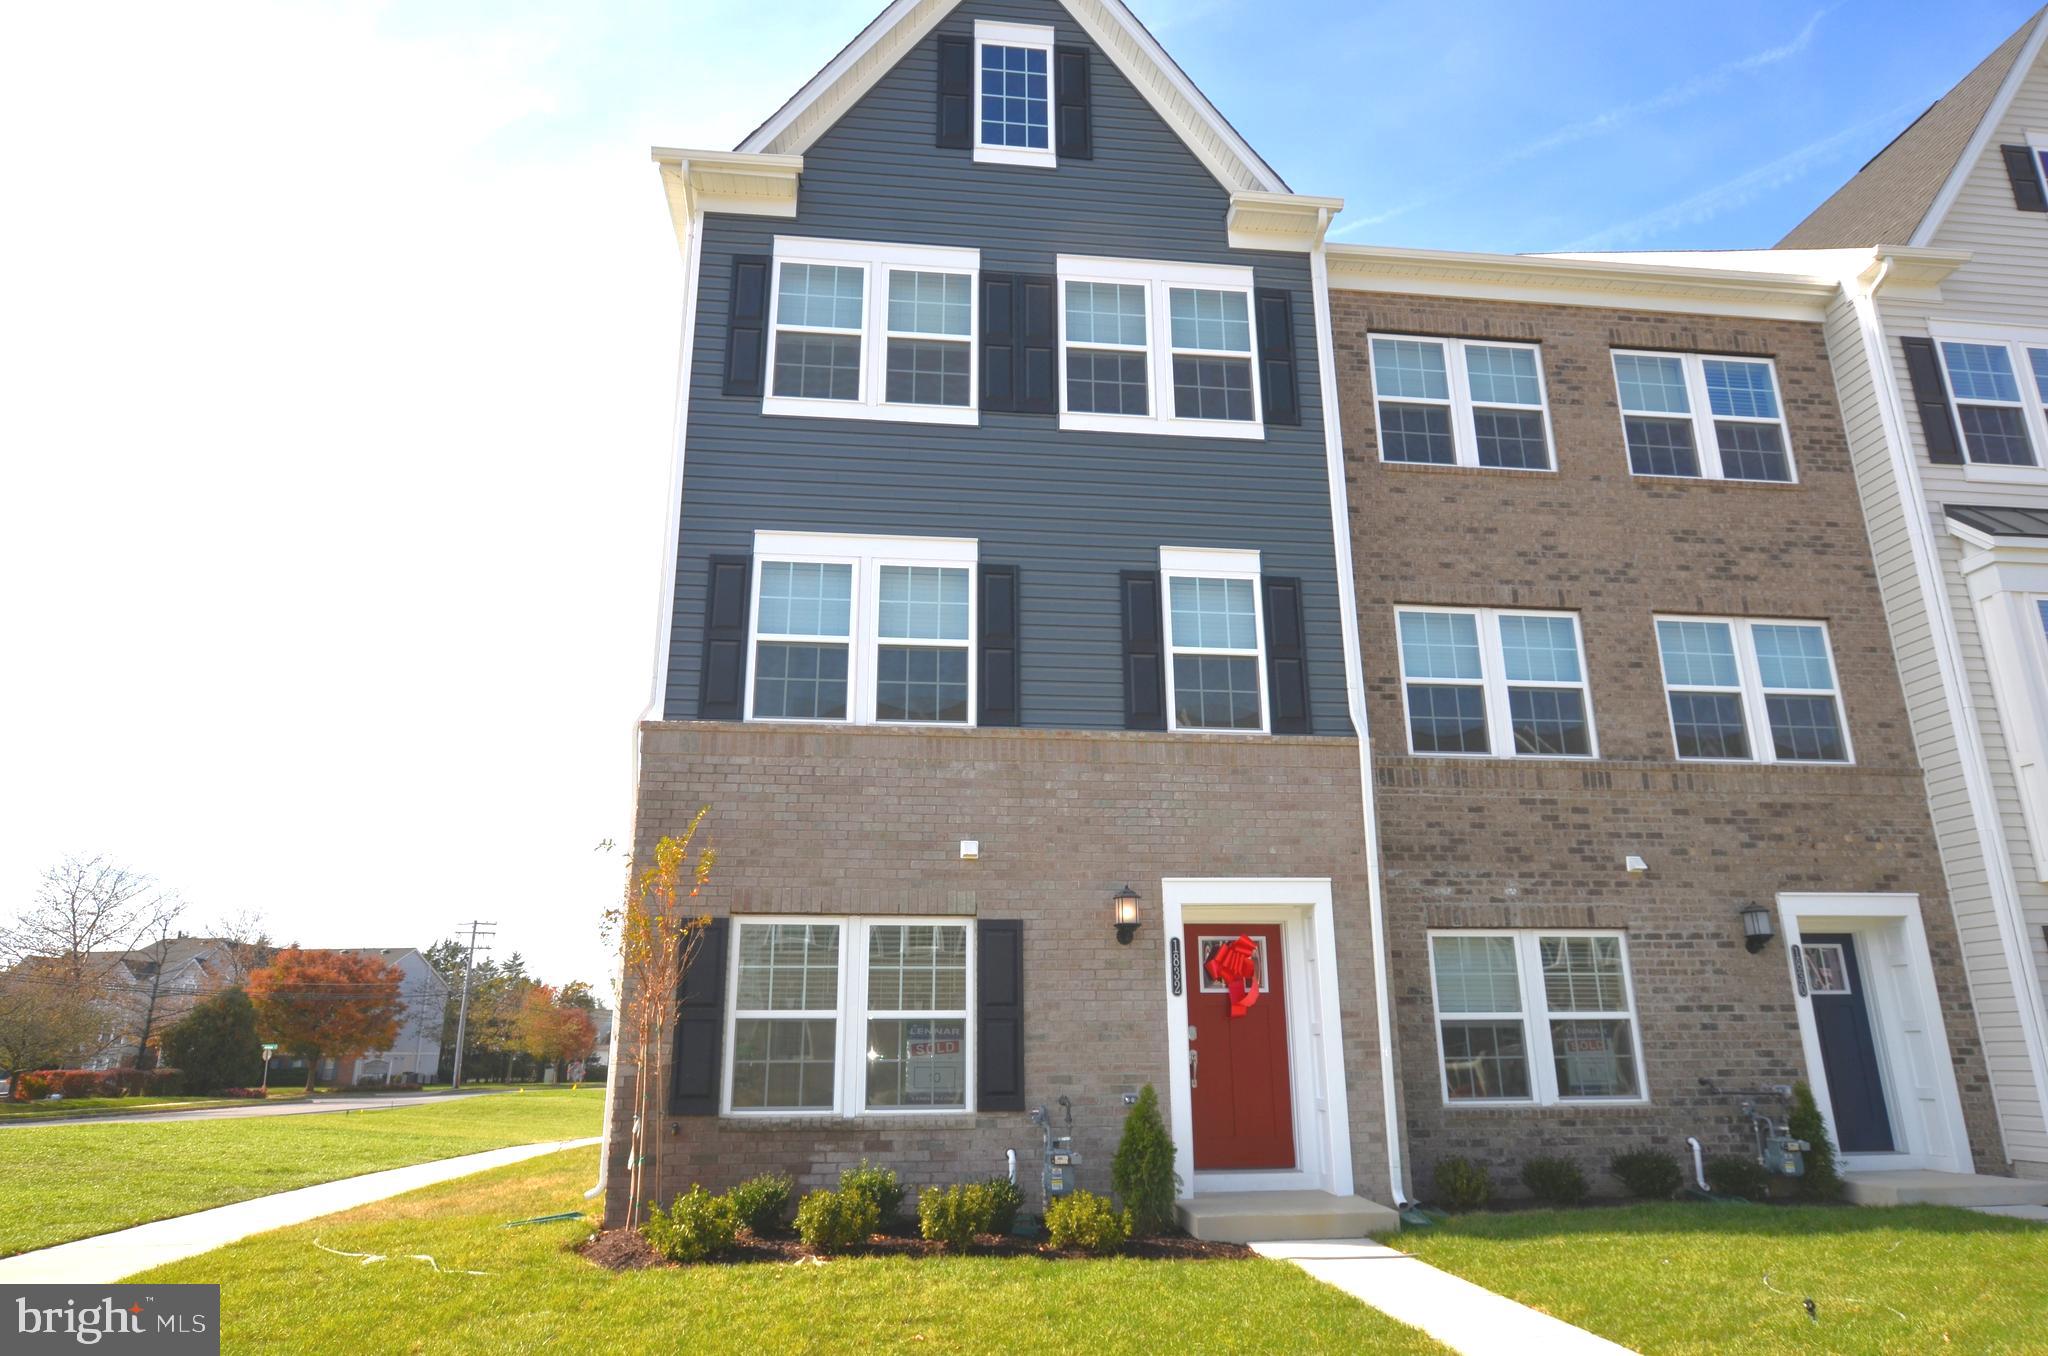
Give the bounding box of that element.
[137,1147,1446,1355]
[0,1090,313,1121]
[0,1087,601,1258]
[1388,1201,2048,1354]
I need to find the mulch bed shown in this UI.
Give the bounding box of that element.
[580,1225,1251,1270]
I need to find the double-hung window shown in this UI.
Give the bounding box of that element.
[726,918,972,1115]
[1395,608,1595,758]
[1611,351,1795,482]
[1369,335,1554,470]
[765,237,979,425]
[1057,256,1263,439]
[1161,547,1268,732]
[1429,930,1646,1106]
[974,21,1054,167]
[747,532,977,726]
[1931,328,2048,468]
[1654,616,1849,763]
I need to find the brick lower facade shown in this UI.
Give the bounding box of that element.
[1333,289,2006,1192]
[606,721,1393,1226]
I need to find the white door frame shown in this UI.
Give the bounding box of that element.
[1161,877,1353,1197]
[1778,892,1972,1173]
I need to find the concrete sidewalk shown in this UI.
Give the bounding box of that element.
[1252,1238,1637,1356]
[0,1136,600,1283]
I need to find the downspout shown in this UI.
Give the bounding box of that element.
[1310,215,1409,1206]
[1850,254,2048,1146]
[597,177,707,1209]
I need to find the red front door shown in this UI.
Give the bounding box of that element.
[1185,922,1295,1170]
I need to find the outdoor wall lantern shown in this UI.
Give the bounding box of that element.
[1740,902,1776,954]
[1113,886,1142,945]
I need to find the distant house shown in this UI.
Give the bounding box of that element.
[34,936,246,1070]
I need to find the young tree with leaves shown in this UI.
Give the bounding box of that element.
[160,987,263,1092]
[603,805,716,1225]
[247,949,404,1090]
[515,984,598,1080]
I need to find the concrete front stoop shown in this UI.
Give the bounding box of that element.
[1842,1170,2048,1208]
[1175,1190,1400,1243]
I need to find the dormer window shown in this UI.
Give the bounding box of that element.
[974,21,1055,167]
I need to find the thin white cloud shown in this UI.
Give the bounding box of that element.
[1331,7,1831,236]
[1561,99,1922,249]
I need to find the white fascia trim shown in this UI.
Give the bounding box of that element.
[643,201,706,723]
[1058,254,1251,288]
[1160,545,1260,574]
[1312,234,1408,1206]
[776,235,979,271]
[754,529,977,562]
[1850,270,2048,1136]
[1910,10,2048,248]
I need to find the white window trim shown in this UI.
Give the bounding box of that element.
[1393,606,1598,760]
[763,237,980,427]
[1056,255,1265,441]
[1653,614,1853,765]
[973,20,1056,168]
[746,530,979,728]
[1368,333,1556,472]
[1926,319,2048,478]
[1611,349,1798,484]
[1160,545,1269,734]
[1426,928,1649,1108]
[720,916,977,1119]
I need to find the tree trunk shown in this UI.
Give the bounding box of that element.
[304,1057,318,1092]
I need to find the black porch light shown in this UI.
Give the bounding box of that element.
[1740,902,1775,954]
[1112,886,1141,945]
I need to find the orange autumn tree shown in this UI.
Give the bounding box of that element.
[247,948,404,1090]
[516,983,598,1080]
[602,805,715,1223]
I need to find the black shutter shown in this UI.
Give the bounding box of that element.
[937,35,972,149]
[1262,576,1311,735]
[979,274,1055,415]
[1120,570,1166,731]
[669,917,730,1115]
[981,274,1016,413]
[977,919,1024,1112]
[698,555,751,719]
[979,566,1020,726]
[722,256,771,398]
[2002,144,2048,212]
[1256,287,1302,427]
[1017,275,1057,414]
[1901,336,1964,464]
[1054,46,1092,160]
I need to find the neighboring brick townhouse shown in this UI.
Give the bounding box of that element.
[607,0,2048,1234]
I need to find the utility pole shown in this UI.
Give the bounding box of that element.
[449,920,495,1089]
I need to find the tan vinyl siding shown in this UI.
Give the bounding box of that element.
[1827,284,2048,1155]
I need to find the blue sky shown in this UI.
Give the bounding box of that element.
[3,0,2038,987]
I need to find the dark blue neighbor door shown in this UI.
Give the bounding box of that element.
[1804,932,1895,1152]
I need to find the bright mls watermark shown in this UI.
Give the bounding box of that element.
[5,1286,218,1354]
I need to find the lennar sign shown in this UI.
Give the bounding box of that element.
[5,1286,219,1354]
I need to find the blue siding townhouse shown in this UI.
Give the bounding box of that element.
[609,0,1402,1239]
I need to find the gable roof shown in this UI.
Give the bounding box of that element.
[1779,10,2046,248]
[733,0,1289,194]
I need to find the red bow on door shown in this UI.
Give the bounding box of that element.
[1205,935,1261,1017]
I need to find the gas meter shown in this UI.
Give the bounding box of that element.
[1031,1097,1080,1201]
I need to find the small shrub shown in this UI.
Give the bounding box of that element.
[978,1177,1024,1235]
[795,1187,879,1254]
[1432,1156,1492,1211]
[1111,1084,1180,1235]
[1705,1154,1772,1200]
[1788,1081,1844,1202]
[1044,1190,1131,1256]
[1610,1149,1682,1200]
[838,1161,904,1226]
[918,1185,982,1251]
[1520,1156,1589,1207]
[643,1186,738,1263]
[726,1172,794,1234]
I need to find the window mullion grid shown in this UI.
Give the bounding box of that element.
[1444,339,1480,467]
[878,266,977,412]
[1163,285,1262,430]
[1682,356,1724,480]
[1475,610,1513,753]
